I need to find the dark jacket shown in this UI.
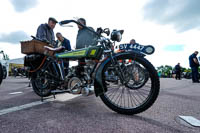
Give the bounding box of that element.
[36,23,55,45]
[189,53,199,68]
[175,65,181,72]
[55,38,71,51]
[76,27,98,49]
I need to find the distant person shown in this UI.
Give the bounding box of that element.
[55,32,71,75]
[130,39,136,44]
[12,67,18,77]
[36,17,58,46]
[175,63,181,80]
[128,39,138,62]
[116,38,137,52]
[189,51,199,83]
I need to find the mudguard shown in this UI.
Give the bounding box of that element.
[94,51,145,96]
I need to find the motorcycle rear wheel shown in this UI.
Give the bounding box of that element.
[31,67,57,97]
[100,54,160,115]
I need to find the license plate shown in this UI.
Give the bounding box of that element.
[119,43,144,51]
[119,43,155,55]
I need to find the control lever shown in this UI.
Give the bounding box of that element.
[104,28,110,36]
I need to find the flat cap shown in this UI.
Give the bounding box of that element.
[48,17,58,23]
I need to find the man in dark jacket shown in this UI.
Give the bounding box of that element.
[175,63,181,80]
[189,51,199,83]
[76,18,98,49]
[75,18,98,74]
[36,17,58,46]
[56,32,71,51]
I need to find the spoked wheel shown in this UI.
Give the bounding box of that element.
[100,54,160,115]
[125,63,149,90]
[31,66,57,97]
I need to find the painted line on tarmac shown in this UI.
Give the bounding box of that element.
[54,93,79,102]
[0,93,79,116]
[0,101,48,116]
[178,115,200,127]
[9,92,23,95]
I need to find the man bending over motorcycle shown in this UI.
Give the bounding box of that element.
[76,18,98,73]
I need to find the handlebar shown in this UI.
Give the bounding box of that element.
[59,20,101,37]
[96,27,110,36]
[59,19,113,51]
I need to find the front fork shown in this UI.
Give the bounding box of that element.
[110,53,126,85]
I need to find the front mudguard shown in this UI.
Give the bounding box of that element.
[94,51,145,97]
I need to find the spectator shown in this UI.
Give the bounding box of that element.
[189,51,199,83]
[55,32,71,51]
[130,39,136,44]
[175,63,181,80]
[55,32,71,75]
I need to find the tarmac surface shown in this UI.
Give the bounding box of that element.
[0,77,200,133]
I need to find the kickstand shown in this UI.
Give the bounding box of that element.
[53,92,56,99]
[28,82,31,87]
[28,80,31,87]
[41,96,43,102]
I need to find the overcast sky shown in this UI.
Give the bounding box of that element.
[0,0,200,68]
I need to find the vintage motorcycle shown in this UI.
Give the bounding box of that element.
[23,20,160,115]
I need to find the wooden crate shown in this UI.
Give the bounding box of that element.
[21,40,54,56]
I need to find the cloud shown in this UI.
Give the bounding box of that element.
[9,0,38,12]
[143,0,200,32]
[0,31,30,44]
[163,44,184,51]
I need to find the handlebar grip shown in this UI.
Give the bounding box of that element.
[59,19,101,37]
[59,20,73,25]
[96,27,103,34]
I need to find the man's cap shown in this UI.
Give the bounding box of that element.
[48,17,58,23]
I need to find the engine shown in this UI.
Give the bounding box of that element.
[66,61,95,96]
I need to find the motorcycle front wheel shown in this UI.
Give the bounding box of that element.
[100,54,160,115]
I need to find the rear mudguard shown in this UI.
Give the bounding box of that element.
[24,54,44,77]
[94,51,145,97]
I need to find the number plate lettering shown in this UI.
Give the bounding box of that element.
[119,43,145,51]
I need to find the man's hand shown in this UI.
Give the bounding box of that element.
[193,58,199,65]
[44,46,64,52]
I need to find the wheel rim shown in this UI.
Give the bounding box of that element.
[103,58,153,110]
[34,71,50,94]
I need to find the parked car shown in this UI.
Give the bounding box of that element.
[2,65,7,79]
[184,72,192,79]
[0,63,3,85]
[183,72,200,79]
[0,50,9,80]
